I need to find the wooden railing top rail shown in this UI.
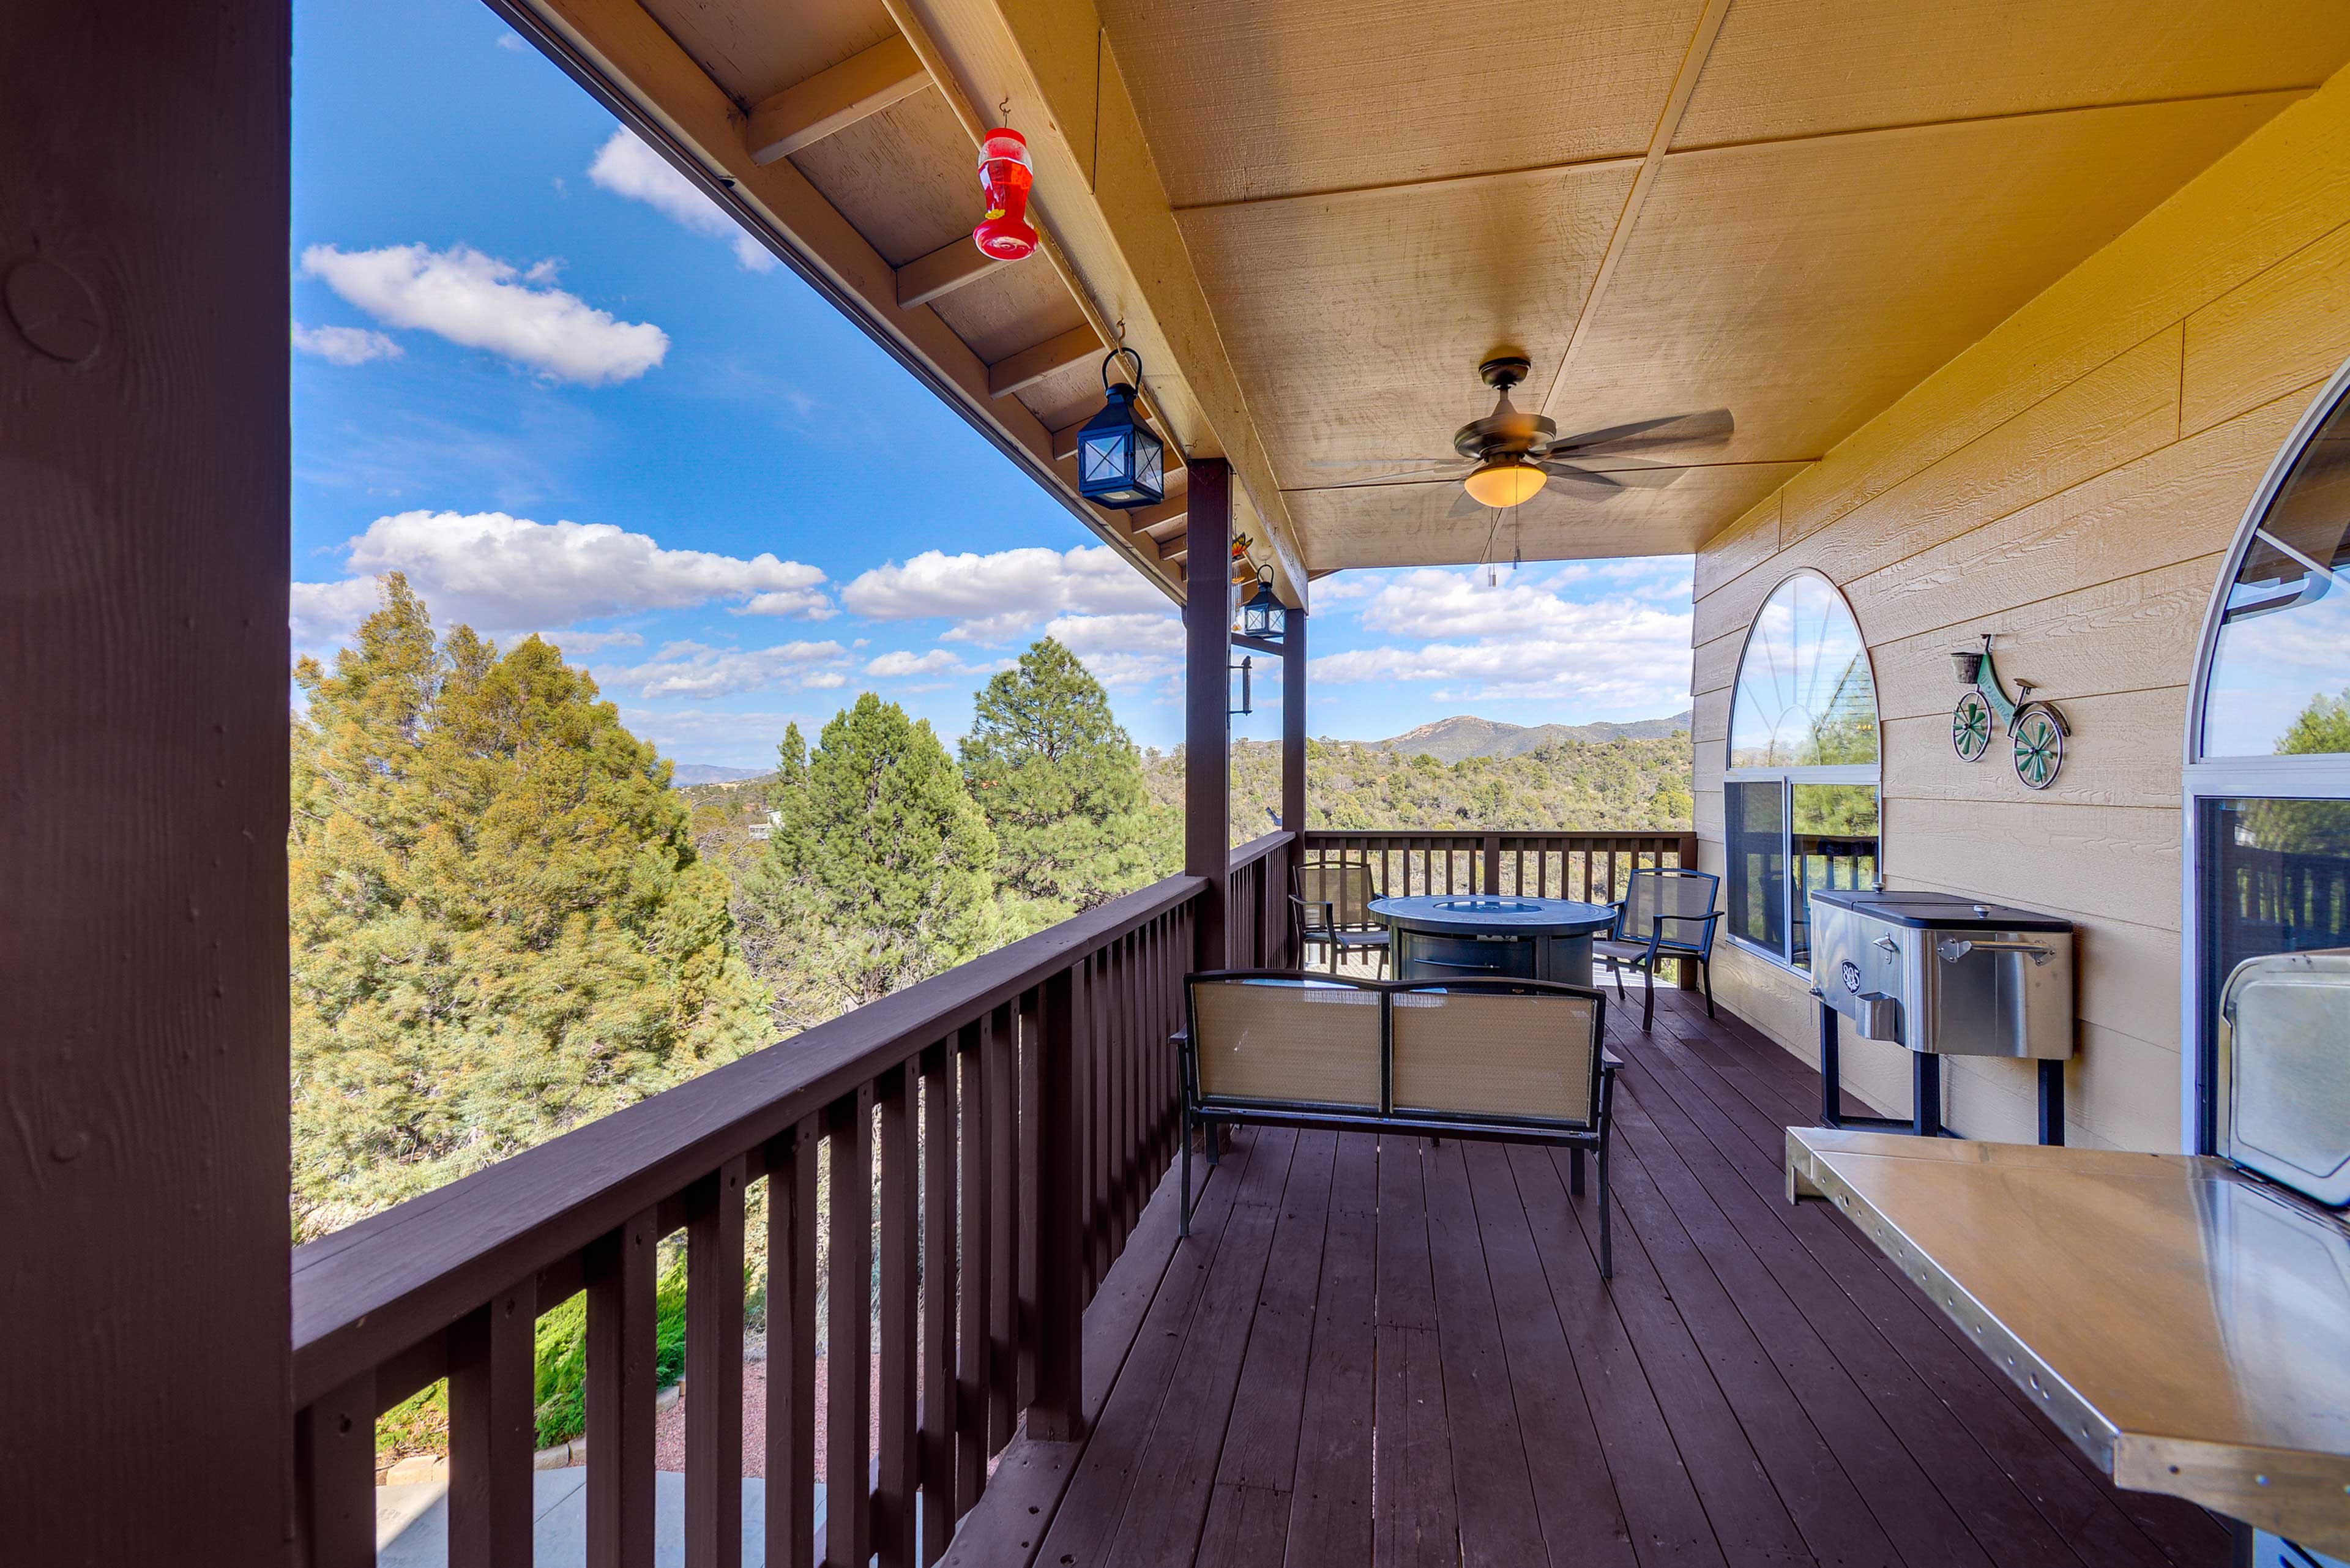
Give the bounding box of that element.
[1231,829,1291,867]
[291,868,1210,1408]
[1301,829,1687,843]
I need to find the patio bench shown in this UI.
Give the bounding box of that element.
[1176,971,1620,1275]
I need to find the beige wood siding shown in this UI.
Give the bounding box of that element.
[1692,64,2350,1151]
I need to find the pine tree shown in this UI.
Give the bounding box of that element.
[748,694,999,1014]
[288,574,769,1239]
[961,638,1174,935]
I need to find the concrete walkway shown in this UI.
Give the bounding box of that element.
[376,1471,830,1566]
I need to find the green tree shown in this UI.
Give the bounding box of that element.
[2280,689,2350,756]
[747,694,1000,1014]
[961,638,1169,935]
[289,575,768,1240]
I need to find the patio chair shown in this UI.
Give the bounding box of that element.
[1177,971,1617,1275]
[1289,858,1391,976]
[1594,867,1722,1032]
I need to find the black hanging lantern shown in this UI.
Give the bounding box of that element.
[1076,346,1165,509]
[1239,564,1286,644]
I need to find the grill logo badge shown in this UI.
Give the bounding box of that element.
[1840,960,1863,995]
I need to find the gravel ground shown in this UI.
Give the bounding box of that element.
[651,1352,881,1479]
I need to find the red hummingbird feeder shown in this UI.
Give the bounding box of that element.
[972,127,1039,261]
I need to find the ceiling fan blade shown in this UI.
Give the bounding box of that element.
[1535,463,1625,493]
[1546,408,1734,457]
[1540,458,1685,490]
[1447,490,1491,520]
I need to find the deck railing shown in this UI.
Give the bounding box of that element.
[291,829,1293,1568]
[1300,829,1698,905]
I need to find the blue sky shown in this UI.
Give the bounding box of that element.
[291,0,1696,768]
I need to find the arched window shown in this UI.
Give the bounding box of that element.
[1724,571,1880,969]
[2185,362,2350,1151]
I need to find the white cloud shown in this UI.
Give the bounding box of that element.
[534,627,644,655]
[290,510,830,646]
[588,129,776,272]
[738,588,830,617]
[1041,613,1184,689]
[865,649,971,678]
[291,323,403,365]
[843,545,1168,642]
[300,243,669,384]
[1312,567,1693,711]
[605,639,848,698]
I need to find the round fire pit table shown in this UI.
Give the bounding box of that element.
[1368,895,1616,985]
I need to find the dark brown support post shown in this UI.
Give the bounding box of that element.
[1482,834,1502,895]
[766,1118,819,1568]
[449,1282,537,1568]
[587,1209,660,1568]
[1185,458,1234,974]
[1028,967,1086,1441]
[686,1159,747,1568]
[1281,605,1308,835]
[5,5,293,1561]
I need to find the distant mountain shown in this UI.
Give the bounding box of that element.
[1373,711,1692,764]
[667,762,771,787]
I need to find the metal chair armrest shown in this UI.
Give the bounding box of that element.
[1652,910,1722,957]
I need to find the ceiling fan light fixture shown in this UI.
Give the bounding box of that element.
[1463,460,1546,509]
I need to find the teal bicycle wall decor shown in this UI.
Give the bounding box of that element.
[1950,633,2068,789]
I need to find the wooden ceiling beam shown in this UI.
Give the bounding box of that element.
[745,34,931,165]
[894,0,1310,608]
[987,323,1102,398]
[894,236,1001,309]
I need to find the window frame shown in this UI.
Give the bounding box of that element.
[1721,569,1883,975]
[2180,355,2350,1153]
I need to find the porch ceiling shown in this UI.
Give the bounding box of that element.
[1110,0,2350,569]
[527,0,2350,595]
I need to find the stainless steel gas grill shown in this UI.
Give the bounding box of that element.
[1806,888,2076,1141]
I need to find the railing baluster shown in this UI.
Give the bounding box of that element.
[295,1372,376,1568]
[1125,928,1146,1234]
[586,1208,658,1568]
[766,1117,818,1568]
[920,1040,957,1564]
[878,1064,919,1568]
[1014,984,1042,1415]
[1084,950,1108,1294]
[954,1020,990,1515]
[449,1282,536,1568]
[826,1086,875,1568]
[988,999,1021,1443]
[686,1159,746,1568]
[1029,965,1085,1441]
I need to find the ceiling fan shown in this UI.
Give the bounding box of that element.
[1312,355,1733,517]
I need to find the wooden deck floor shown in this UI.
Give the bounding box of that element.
[947,986,2230,1568]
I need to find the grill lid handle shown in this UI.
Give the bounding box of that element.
[1937,936,2056,967]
